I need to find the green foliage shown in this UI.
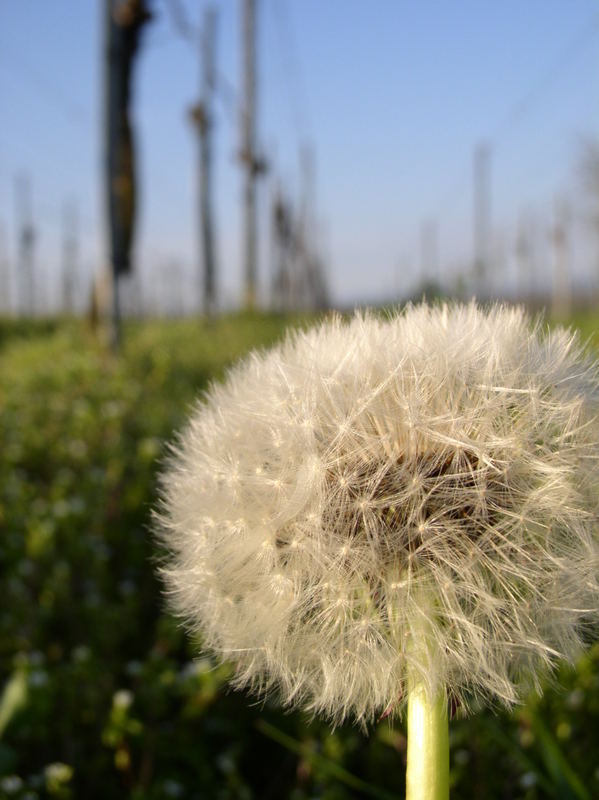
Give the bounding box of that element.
[1,312,598,799]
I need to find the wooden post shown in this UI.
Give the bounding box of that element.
[552,196,571,320]
[473,142,491,299]
[62,200,78,315]
[240,0,266,310]
[104,0,151,349]
[14,173,35,317]
[190,6,218,316]
[0,220,10,316]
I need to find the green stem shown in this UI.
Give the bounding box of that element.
[406,677,449,800]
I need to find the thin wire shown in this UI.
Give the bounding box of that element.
[435,12,599,220]
[161,0,241,124]
[268,0,310,142]
[163,0,196,44]
[491,14,599,144]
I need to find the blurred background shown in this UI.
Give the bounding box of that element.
[1,2,599,799]
[1,0,598,317]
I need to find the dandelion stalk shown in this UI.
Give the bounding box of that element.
[406,679,448,800]
[405,592,449,800]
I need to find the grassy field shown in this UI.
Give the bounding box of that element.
[1,311,599,800]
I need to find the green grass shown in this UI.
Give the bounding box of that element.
[1,311,599,800]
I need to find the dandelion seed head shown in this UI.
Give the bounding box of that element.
[156,303,599,724]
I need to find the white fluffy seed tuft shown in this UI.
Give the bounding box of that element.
[155,303,599,725]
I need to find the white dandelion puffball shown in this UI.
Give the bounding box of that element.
[157,303,599,725]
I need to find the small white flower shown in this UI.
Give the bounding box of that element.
[112,689,133,710]
[125,660,142,677]
[0,776,23,794]
[156,303,599,724]
[29,670,48,688]
[72,645,91,664]
[162,779,184,797]
[179,658,213,681]
[44,763,73,786]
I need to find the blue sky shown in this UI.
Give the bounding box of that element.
[0,1,598,310]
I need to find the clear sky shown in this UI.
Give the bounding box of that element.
[0,1,598,311]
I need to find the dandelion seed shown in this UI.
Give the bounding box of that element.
[156,303,599,796]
